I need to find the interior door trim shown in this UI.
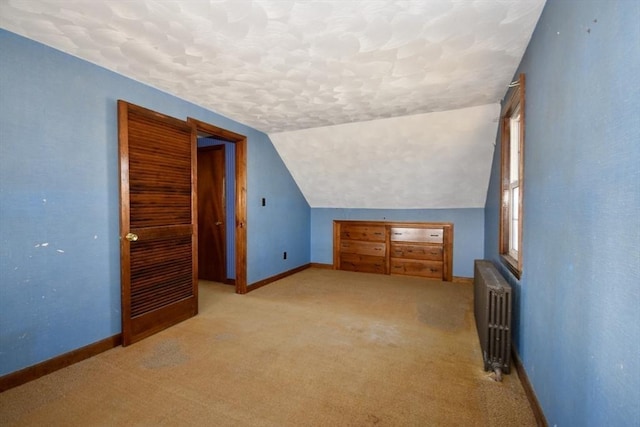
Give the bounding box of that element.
[187,118,248,294]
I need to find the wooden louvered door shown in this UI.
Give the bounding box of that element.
[118,100,197,346]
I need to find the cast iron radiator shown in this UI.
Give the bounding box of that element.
[474,260,512,381]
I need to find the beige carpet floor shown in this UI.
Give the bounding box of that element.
[0,268,537,426]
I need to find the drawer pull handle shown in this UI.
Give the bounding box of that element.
[430,234,440,237]
[394,232,402,235]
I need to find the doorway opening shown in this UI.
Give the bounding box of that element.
[189,118,248,294]
[197,143,228,284]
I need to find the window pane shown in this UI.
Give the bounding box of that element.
[510,186,519,254]
[510,112,520,182]
[509,125,520,182]
[512,186,519,221]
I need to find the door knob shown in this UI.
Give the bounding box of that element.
[215,221,223,226]
[125,232,139,242]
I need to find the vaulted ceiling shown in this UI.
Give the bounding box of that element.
[0,0,546,208]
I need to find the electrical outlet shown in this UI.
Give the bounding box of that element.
[283,251,287,260]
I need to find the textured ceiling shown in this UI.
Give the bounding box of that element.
[1,0,546,209]
[0,0,546,133]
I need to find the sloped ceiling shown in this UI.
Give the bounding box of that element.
[0,0,546,209]
[271,104,500,208]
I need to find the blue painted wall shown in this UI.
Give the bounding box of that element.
[247,129,311,284]
[0,29,310,376]
[484,1,640,425]
[311,208,484,278]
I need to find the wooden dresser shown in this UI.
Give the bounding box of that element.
[334,220,453,281]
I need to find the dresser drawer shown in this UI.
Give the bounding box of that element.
[390,227,443,244]
[390,259,443,279]
[340,253,386,274]
[390,243,443,261]
[340,240,386,257]
[340,225,386,242]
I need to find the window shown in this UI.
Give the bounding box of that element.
[500,73,525,277]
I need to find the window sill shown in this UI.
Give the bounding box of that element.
[500,254,522,280]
